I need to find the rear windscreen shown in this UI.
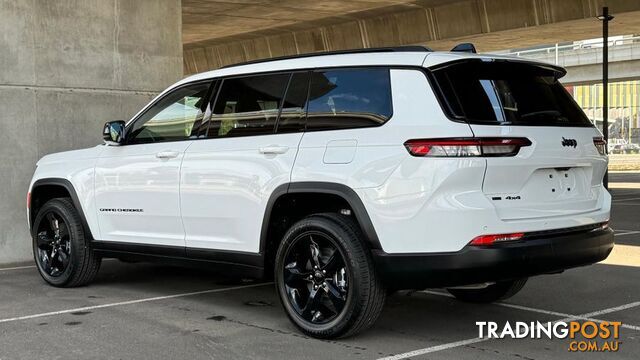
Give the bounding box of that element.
[431,60,593,127]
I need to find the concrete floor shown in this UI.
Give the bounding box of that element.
[1,174,639,359]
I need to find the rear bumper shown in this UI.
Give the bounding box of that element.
[372,226,614,290]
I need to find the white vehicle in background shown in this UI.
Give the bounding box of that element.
[27,45,614,338]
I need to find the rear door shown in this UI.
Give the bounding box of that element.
[180,72,308,253]
[430,60,607,220]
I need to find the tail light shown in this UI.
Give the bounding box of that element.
[404,138,531,157]
[593,137,607,155]
[469,232,525,246]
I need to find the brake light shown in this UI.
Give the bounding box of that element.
[593,137,607,155]
[469,232,525,246]
[404,138,531,157]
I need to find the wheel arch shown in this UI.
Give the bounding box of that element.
[260,182,382,266]
[30,178,94,240]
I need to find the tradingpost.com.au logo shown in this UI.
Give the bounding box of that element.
[476,321,622,352]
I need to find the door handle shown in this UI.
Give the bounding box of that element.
[259,145,289,155]
[156,151,180,159]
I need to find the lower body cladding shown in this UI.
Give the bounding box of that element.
[372,224,614,290]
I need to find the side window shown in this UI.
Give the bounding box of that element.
[276,72,310,133]
[208,73,290,138]
[127,82,211,144]
[307,68,392,130]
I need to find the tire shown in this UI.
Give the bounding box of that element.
[32,198,101,287]
[275,213,386,339]
[447,278,528,303]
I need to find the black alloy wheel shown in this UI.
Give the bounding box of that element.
[32,198,101,287]
[282,231,349,324]
[35,211,72,277]
[275,213,386,338]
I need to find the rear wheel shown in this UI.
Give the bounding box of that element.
[447,278,527,303]
[32,198,101,287]
[275,213,386,339]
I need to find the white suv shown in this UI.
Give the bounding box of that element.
[27,46,614,338]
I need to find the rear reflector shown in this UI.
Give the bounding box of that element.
[593,137,607,155]
[404,138,531,157]
[469,232,525,246]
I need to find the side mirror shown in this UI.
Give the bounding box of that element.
[103,121,126,145]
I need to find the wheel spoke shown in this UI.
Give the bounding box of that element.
[41,252,52,274]
[325,281,346,312]
[301,287,323,320]
[46,213,59,233]
[36,231,54,249]
[321,250,341,274]
[284,262,310,286]
[309,237,321,268]
[57,249,70,269]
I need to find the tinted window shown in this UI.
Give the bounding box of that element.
[276,72,309,133]
[208,73,290,138]
[432,61,592,127]
[307,68,392,130]
[128,82,211,144]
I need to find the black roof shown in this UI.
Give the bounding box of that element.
[220,46,432,69]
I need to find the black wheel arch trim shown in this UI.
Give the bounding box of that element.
[31,178,95,241]
[259,181,382,254]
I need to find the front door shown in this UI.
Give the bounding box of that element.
[94,81,212,246]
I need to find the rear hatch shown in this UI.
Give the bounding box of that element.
[430,59,607,221]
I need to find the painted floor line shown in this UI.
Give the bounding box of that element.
[377,337,488,360]
[381,297,640,360]
[0,259,119,272]
[422,290,640,331]
[612,196,640,202]
[614,231,640,237]
[0,265,35,272]
[579,301,640,318]
[0,282,272,324]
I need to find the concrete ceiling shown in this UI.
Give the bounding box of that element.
[182,0,455,48]
[182,0,640,73]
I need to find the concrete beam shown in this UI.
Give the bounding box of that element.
[0,0,183,265]
[563,59,640,85]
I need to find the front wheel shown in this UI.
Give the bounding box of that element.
[275,213,386,339]
[447,278,528,303]
[32,198,101,287]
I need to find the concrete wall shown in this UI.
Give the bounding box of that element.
[0,0,183,265]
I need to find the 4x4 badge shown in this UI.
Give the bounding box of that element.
[562,137,577,148]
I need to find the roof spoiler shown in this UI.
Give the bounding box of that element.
[450,43,477,53]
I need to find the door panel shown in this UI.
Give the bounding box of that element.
[94,80,212,246]
[95,141,192,246]
[180,71,304,253]
[181,134,301,252]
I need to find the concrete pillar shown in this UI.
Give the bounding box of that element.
[0,0,183,265]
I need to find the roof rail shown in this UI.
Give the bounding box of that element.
[220,46,432,69]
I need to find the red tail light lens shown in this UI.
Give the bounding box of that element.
[404,138,531,157]
[469,232,525,246]
[593,137,606,155]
